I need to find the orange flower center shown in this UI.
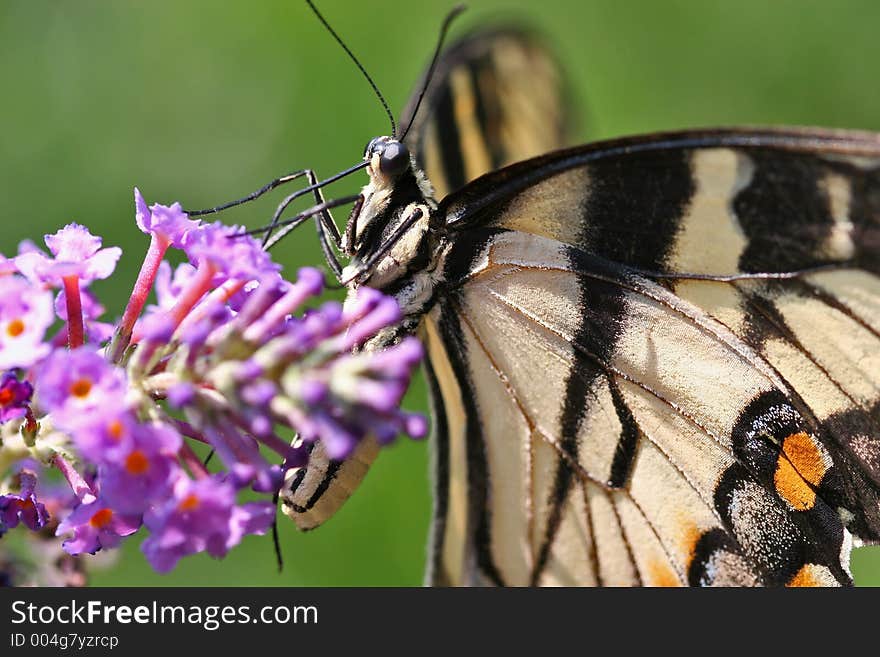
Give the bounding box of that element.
[107,419,125,441]
[0,388,13,405]
[69,378,93,398]
[177,494,200,512]
[6,318,25,337]
[89,508,113,529]
[124,450,150,475]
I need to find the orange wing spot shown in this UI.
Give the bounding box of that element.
[647,560,682,587]
[782,432,827,486]
[773,432,827,511]
[786,563,835,587]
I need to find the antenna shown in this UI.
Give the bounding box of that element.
[399,4,467,142]
[305,0,396,136]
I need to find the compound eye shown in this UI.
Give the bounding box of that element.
[364,137,381,159]
[378,141,410,177]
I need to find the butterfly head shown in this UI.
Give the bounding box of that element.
[364,136,411,180]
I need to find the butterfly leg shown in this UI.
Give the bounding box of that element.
[187,170,315,217]
[263,170,337,244]
[316,215,343,279]
[246,168,342,279]
[296,170,345,280]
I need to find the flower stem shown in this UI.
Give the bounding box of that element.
[108,234,169,363]
[176,278,246,338]
[178,441,210,479]
[62,275,85,349]
[169,418,210,445]
[52,454,95,503]
[164,260,217,330]
[255,430,308,467]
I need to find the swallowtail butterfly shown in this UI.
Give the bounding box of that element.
[231,7,880,586]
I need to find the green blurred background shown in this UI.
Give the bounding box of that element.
[2,0,879,586]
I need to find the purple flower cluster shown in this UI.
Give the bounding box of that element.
[0,190,424,578]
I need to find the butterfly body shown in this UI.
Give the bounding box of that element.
[280,25,880,586]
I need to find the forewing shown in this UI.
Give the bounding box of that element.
[401,26,572,200]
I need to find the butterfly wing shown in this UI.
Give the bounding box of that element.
[424,127,880,586]
[400,25,573,199]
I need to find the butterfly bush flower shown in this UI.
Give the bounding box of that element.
[142,474,274,573]
[0,372,34,424]
[14,223,121,286]
[0,188,424,582]
[15,224,121,350]
[37,348,131,434]
[0,275,55,369]
[0,471,49,536]
[57,499,141,555]
[0,254,18,276]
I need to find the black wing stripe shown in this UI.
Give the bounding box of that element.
[849,163,880,273]
[607,378,641,488]
[734,149,835,273]
[453,291,638,584]
[469,52,506,170]
[532,236,625,583]
[579,148,694,270]
[433,81,467,194]
[422,339,451,585]
[438,298,505,586]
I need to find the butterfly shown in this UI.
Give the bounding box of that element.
[239,11,880,586]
